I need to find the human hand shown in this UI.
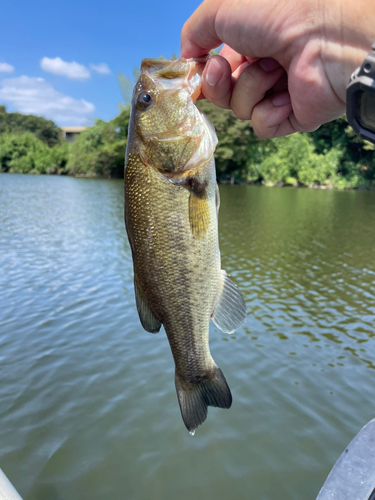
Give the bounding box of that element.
[181,0,374,138]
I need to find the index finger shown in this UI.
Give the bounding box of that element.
[220,45,247,73]
[181,1,223,58]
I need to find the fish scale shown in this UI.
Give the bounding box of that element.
[125,153,219,373]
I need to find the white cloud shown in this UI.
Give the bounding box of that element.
[40,57,90,80]
[0,62,14,73]
[0,76,95,125]
[90,63,111,75]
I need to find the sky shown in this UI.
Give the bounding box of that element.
[0,0,202,126]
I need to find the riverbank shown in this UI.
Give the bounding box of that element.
[221,177,375,190]
[1,104,374,190]
[2,170,375,191]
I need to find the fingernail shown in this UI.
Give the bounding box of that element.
[272,91,291,107]
[259,58,281,72]
[205,58,223,86]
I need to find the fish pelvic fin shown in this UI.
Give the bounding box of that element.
[212,270,247,334]
[134,279,161,334]
[175,366,232,433]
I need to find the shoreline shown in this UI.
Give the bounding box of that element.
[1,171,375,191]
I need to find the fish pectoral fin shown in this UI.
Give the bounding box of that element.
[215,182,220,218]
[134,280,161,334]
[211,270,247,333]
[189,192,210,238]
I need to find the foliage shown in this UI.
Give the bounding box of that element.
[310,115,375,184]
[197,100,275,181]
[257,134,343,186]
[0,132,69,174]
[117,72,133,104]
[198,100,374,189]
[0,106,62,146]
[0,94,374,189]
[67,107,130,178]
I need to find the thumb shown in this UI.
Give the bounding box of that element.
[181,0,224,58]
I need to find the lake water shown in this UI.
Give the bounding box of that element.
[1,173,375,500]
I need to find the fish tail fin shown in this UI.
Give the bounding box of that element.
[175,366,232,433]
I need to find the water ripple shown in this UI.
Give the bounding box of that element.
[1,176,375,500]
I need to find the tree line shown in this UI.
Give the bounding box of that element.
[0,101,374,189]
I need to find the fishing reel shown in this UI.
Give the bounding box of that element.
[346,42,375,144]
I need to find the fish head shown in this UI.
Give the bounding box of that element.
[130,58,218,174]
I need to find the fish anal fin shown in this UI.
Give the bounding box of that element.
[134,280,161,334]
[212,270,247,334]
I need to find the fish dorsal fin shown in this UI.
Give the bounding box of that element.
[134,280,161,334]
[211,270,247,333]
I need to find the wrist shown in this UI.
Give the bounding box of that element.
[319,0,375,103]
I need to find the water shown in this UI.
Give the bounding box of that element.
[1,173,375,500]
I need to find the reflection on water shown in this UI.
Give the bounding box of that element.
[1,174,375,500]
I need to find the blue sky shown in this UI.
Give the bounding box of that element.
[0,0,202,125]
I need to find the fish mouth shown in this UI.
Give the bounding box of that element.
[140,57,208,102]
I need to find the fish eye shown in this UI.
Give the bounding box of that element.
[136,92,153,110]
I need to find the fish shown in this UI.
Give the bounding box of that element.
[124,57,247,433]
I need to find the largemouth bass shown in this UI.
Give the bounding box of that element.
[124,58,246,433]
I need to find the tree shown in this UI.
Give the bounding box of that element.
[67,109,130,178]
[0,108,62,146]
[0,132,68,174]
[197,100,275,182]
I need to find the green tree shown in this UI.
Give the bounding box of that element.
[67,109,130,178]
[0,107,63,146]
[311,115,375,183]
[1,76,374,189]
[197,100,275,182]
[0,132,69,174]
[258,134,343,186]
